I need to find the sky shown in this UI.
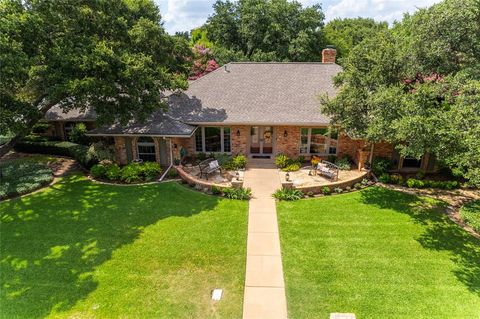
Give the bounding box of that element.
[156,0,443,34]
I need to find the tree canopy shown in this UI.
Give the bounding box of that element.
[204,0,326,62]
[321,0,480,185]
[324,18,388,65]
[0,0,191,156]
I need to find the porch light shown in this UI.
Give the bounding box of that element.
[236,129,241,137]
[286,172,290,181]
[284,130,288,138]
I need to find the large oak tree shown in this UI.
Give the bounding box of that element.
[320,0,480,185]
[0,0,191,157]
[205,0,326,62]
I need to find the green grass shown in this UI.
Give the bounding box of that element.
[460,199,480,233]
[278,187,480,319]
[0,175,248,318]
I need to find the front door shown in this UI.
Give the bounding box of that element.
[250,126,273,155]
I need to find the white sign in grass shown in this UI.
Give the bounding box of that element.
[211,289,223,301]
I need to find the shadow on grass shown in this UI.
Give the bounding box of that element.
[0,175,221,318]
[359,187,480,296]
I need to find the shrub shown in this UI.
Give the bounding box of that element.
[222,160,237,171]
[275,154,289,168]
[68,123,89,145]
[196,152,207,161]
[214,153,232,166]
[322,186,331,195]
[14,140,94,168]
[371,157,392,176]
[32,122,51,133]
[415,169,426,180]
[211,185,223,195]
[307,191,314,197]
[87,141,115,162]
[273,188,304,201]
[354,183,362,189]
[335,157,352,170]
[345,186,352,191]
[0,160,53,199]
[105,163,121,180]
[233,154,247,169]
[120,163,143,183]
[378,173,391,183]
[90,164,107,179]
[167,168,179,178]
[334,187,343,194]
[282,163,301,172]
[327,155,337,163]
[361,178,369,186]
[222,187,251,200]
[142,162,162,181]
[390,173,403,185]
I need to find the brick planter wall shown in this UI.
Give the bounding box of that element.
[292,170,369,195]
[176,165,240,191]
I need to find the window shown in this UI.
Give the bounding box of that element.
[300,127,338,155]
[195,127,231,153]
[137,137,156,162]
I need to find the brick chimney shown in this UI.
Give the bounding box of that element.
[322,46,337,63]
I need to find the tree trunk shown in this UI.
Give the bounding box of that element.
[0,100,56,158]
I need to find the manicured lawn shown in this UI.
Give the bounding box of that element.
[278,187,480,319]
[0,175,248,318]
[460,199,480,233]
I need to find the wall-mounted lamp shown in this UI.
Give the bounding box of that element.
[283,130,288,138]
[173,143,178,149]
[236,129,241,137]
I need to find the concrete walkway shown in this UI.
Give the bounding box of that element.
[242,162,288,319]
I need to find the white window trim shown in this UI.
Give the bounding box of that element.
[300,127,338,156]
[196,127,232,153]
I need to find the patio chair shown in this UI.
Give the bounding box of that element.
[198,158,222,180]
[316,160,339,181]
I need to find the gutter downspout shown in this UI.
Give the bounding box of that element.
[158,138,174,182]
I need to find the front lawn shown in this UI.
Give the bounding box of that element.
[278,187,480,319]
[460,199,480,233]
[0,175,248,318]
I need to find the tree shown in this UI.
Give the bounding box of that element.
[0,0,192,157]
[189,45,220,80]
[324,18,388,65]
[320,0,480,186]
[205,0,326,62]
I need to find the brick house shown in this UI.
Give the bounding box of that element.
[44,48,435,172]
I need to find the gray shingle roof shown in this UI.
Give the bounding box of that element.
[86,110,196,137]
[45,105,97,121]
[167,62,341,125]
[49,62,341,136]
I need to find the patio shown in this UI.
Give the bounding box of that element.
[180,164,244,187]
[279,166,367,188]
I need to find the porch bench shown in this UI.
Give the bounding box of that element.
[316,160,339,181]
[198,158,222,180]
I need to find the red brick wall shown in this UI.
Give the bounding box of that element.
[275,126,301,158]
[231,126,248,155]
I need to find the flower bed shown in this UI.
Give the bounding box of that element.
[0,160,53,199]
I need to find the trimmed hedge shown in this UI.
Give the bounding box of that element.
[0,161,53,199]
[90,161,163,183]
[14,140,94,168]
